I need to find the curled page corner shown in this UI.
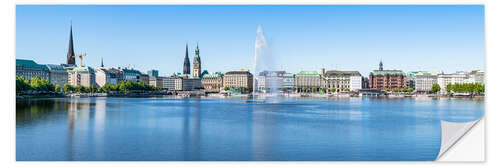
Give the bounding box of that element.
[436,118,482,161]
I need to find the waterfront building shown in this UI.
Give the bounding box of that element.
[68,66,96,87]
[321,70,362,92]
[16,59,50,81]
[295,71,321,91]
[201,72,224,92]
[282,73,295,91]
[162,76,178,91]
[183,44,191,75]
[466,70,484,84]
[139,74,149,83]
[406,71,426,89]
[369,61,406,90]
[223,70,254,92]
[95,67,122,87]
[45,64,68,87]
[121,68,142,82]
[66,23,76,65]
[147,69,159,77]
[193,44,202,78]
[437,71,475,92]
[181,77,202,91]
[149,76,165,89]
[362,77,370,89]
[414,72,438,92]
[255,71,285,93]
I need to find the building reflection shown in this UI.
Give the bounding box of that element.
[250,102,277,161]
[66,98,92,160]
[181,98,201,160]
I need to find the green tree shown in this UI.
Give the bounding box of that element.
[55,85,62,93]
[407,88,414,93]
[431,83,441,93]
[16,76,31,92]
[394,88,399,92]
[224,86,230,91]
[301,88,307,93]
[64,83,74,93]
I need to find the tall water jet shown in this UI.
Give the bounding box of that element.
[253,25,281,100]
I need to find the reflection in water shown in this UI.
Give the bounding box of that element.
[16,97,484,161]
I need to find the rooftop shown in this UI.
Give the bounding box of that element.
[71,66,94,73]
[371,70,406,76]
[226,71,252,75]
[16,59,48,70]
[296,71,320,77]
[325,70,361,77]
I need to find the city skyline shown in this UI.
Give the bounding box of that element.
[16,5,484,76]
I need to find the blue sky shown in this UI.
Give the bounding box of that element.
[16,5,484,76]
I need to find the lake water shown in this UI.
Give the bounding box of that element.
[16,97,484,161]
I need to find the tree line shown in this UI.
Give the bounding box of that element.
[446,83,485,94]
[16,76,57,92]
[17,75,160,94]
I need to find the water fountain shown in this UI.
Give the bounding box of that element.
[253,25,282,101]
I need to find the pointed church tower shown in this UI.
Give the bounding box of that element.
[379,60,383,71]
[66,22,76,65]
[193,43,201,78]
[183,44,191,74]
[101,57,104,67]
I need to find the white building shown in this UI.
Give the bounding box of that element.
[68,66,96,87]
[414,72,438,92]
[322,70,362,92]
[255,71,285,93]
[349,75,362,91]
[95,67,122,87]
[45,64,68,87]
[437,71,483,92]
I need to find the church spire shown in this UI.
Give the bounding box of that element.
[66,21,76,65]
[379,60,383,71]
[183,44,191,74]
[101,57,104,67]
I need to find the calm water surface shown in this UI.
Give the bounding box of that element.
[16,97,483,161]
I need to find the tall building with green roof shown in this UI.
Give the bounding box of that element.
[16,59,50,81]
[295,70,321,91]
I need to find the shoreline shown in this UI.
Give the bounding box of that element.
[16,92,485,100]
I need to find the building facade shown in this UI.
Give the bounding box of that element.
[16,59,50,81]
[148,76,164,89]
[201,72,224,92]
[223,71,253,92]
[437,71,470,92]
[322,70,362,92]
[295,71,321,91]
[121,68,142,82]
[282,73,295,90]
[255,71,285,93]
[162,76,178,91]
[369,62,406,90]
[45,64,68,87]
[68,66,96,87]
[95,67,122,87]
[414,72,438,92]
